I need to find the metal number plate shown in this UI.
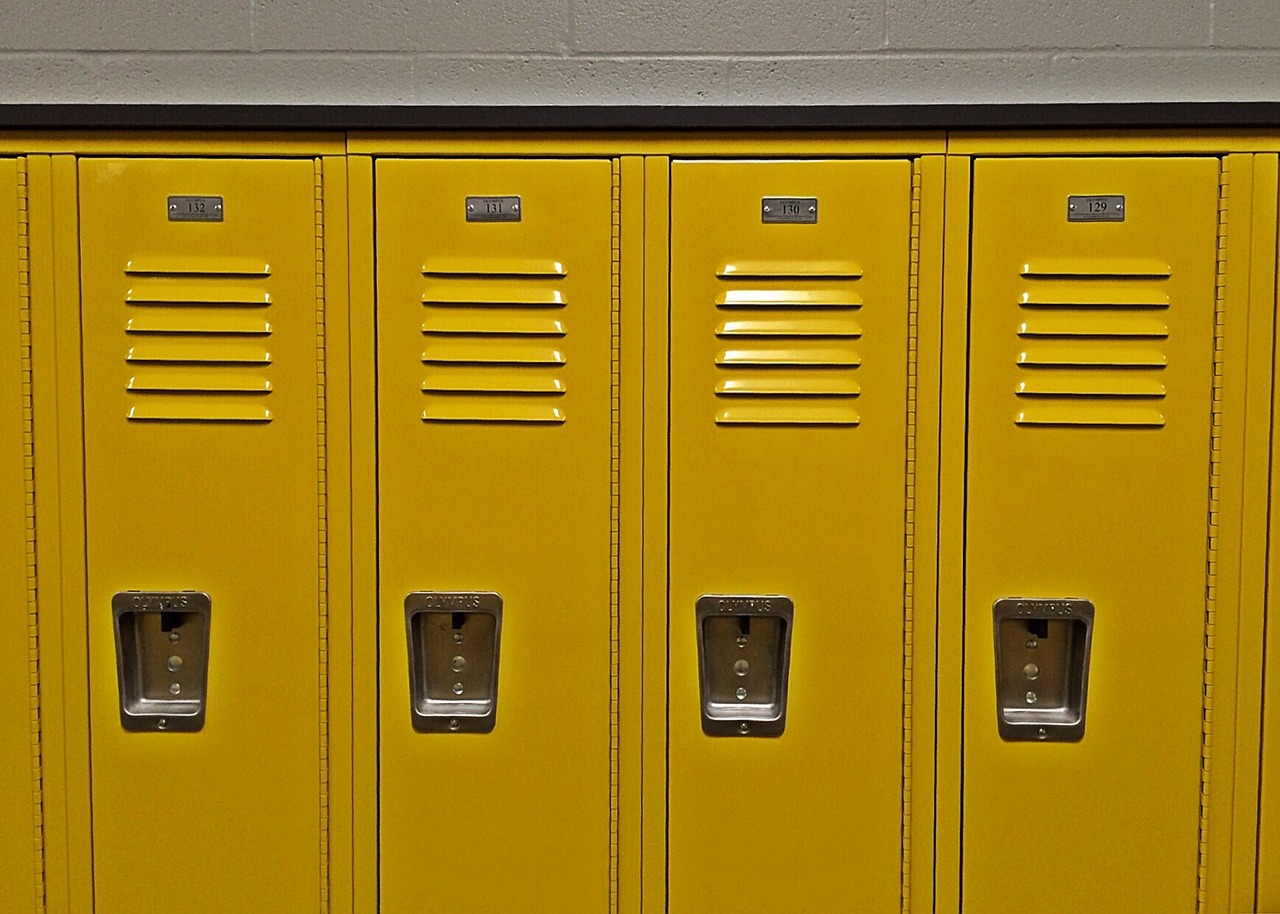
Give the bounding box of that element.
[466,196,521,222]
[168,196,223,222]
[1067,195,1125,222]
[762,197,818,224]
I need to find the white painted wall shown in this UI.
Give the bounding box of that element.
[0,0,1277,105]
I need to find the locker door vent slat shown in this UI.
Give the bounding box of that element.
[122,266,276,423]
[713,265,861,426]
[1019,258,1172,278]
[423,258,566,277]
[717,260,863,279]
[125,257,272,277]
[1013,271,1170,428]
[419,265,569,424]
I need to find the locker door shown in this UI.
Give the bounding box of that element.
[669,160,913,911]
[80,158,330,912]
[0,158,40,912]
[964,158,1220,911]
[376,158,616,910]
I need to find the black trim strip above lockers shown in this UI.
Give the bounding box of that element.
[1,102,1280,132]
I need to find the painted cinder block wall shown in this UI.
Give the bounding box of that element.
[1,0,1278,105]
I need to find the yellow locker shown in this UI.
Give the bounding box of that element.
[963,158,1221,912]
[375,158,617,910]
[1265,572,1280,906]
[668,159,914,911]
[0,158,40,912]
[1262,192,1280,908]
[79,158,332,911]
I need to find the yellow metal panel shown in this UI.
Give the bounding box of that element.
[669,159,912,911]
[935,154,972,914]
[29,154,95,914]
[641,155,672,914]
[346,154,379,914]
[1194,153,1270,912]
[964,157,1220,912]
[947,130,1280,156]
[0,158,40,913]
[1260,162,1280,914]
[318,153,355,914]
[376,158,617,911]
[347,131,946,157]
[616,155,647,914]
[1239,154,1278,913]
[0,132,344,156]
[907,154,946,914]
[79,158,329,912]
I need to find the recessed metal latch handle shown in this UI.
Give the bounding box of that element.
[695,594,794,737]
[992,597,1095,742]
[112,590,211,732]
[405,591,503,733]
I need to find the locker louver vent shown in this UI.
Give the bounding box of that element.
[713,260,862,426]
[420,258,568,423]
[122,257,274,423]
[1014,258,1172,427]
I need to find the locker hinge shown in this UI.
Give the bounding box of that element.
[901,158,922,914]
[1195,157,1229,914]
[17,158,47,914]
[313,158,331,914]
[608,158,622,914]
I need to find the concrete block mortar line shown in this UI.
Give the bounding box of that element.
[2,47,1277,62]
[0,48,1171,62]
[561,0,574,58]
[1048,47,1280,64]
